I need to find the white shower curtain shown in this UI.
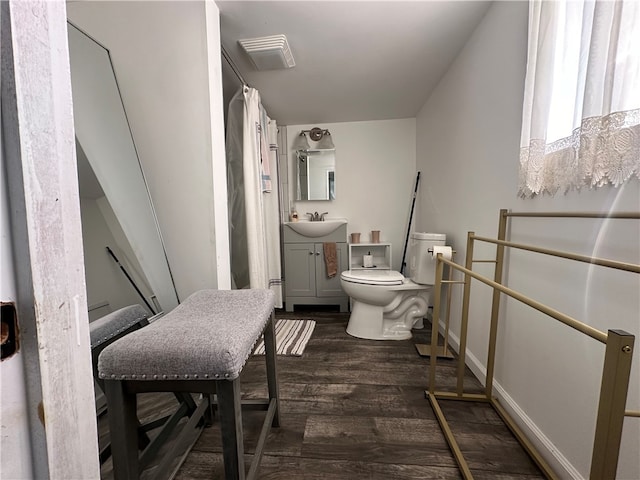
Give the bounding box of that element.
[264,118,283,307]
[227,86,283,307]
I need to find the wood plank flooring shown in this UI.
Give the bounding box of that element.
[100,309,545,479]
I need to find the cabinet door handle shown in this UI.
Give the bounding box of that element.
[309,251,314,255]
[315,252,320,256]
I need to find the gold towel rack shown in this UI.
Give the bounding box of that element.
[427,209,639,480]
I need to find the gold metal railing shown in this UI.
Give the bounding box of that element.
[427,209,639,480]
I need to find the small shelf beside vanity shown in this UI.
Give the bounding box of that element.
[348,243,392,271]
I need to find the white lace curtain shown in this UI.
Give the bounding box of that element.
[519,0,640,198]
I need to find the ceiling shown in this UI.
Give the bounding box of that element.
[217,1,492,125]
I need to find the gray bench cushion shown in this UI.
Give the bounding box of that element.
[98,289,275,381]
[90,305,148,349]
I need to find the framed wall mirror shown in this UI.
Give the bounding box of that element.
[68,23,179,321]
[296,149,336,201]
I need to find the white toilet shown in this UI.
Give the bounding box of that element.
[340,233,446,340]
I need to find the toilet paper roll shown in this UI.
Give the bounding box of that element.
[431,245,453,261]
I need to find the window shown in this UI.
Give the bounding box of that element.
[519,0,640,197]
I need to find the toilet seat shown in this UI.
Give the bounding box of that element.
[341,270,404,286]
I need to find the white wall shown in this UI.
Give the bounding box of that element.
[67,1,228,299]
[415,2,639,479]
[287,119,417,271]
[80,197,151,320]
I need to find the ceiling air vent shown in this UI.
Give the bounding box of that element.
[238,34,295,71]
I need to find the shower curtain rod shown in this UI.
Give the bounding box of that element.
[221,45,249,87]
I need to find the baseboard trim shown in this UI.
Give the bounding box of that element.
[434,317,584,480]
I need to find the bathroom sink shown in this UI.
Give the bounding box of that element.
[285,218,347,237]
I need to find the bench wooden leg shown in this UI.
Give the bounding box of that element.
[217,379,245,480]
[105,379,139,479]
[203,393,215,427]
[263,313,280,427]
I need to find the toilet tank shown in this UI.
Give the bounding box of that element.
[409,233,446,285]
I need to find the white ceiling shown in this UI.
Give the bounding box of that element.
[217,1,492,125]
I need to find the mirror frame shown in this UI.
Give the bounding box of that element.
[68,22,179,316]
[295,149,336,201]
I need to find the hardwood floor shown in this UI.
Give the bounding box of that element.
[178,309,544,479]
[100,309,545,479]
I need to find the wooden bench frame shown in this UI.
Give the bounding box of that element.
[104,312,280,480]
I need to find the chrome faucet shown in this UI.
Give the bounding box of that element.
[306,211,329,221]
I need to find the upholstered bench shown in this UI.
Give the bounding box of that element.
[90,304,150,388]
[98,289,279,480]
[90,305,150,463]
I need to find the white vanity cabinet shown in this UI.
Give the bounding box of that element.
[283,223,348,312]
[348,242,392,270]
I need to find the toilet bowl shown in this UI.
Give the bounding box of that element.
[340,233,446,340]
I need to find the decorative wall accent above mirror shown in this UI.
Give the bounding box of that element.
[293,127,335,201]
[68,23,179,320]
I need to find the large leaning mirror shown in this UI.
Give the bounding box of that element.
[296,150,336,201]
[68,23,179,321]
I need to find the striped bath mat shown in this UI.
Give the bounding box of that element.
[253,319,316,356]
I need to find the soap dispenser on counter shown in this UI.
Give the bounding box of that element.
[290,209,299,222]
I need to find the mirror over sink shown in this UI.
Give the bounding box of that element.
[292,127,336,201]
